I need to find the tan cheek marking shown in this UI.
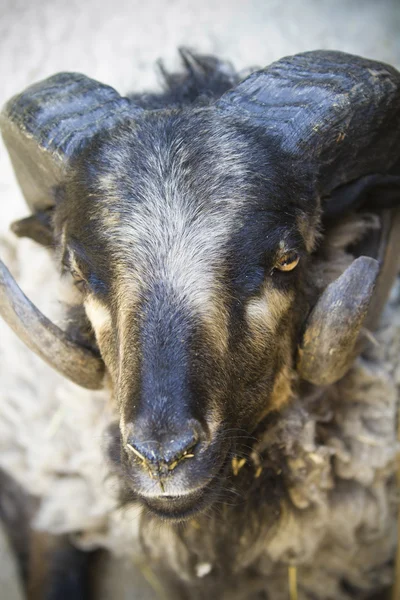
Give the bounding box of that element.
[116,270,142,308]
[84,296,112,337]
[246,286,293,335]
[200,293,229,359]
[115,277,141,371]
[84,297,121,388]
[246,285,296,415]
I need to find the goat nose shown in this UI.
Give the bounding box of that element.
[127,427,199,472]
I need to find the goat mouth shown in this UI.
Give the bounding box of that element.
[140,457,231,522]
[142,487,210,521]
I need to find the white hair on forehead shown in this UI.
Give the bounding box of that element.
[111,191,238,359]
[118,200,237,308]
[99,137,250,319]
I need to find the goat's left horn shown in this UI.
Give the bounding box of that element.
[0,258,105,390]
[217,51,400,202]
[297,256,379,386]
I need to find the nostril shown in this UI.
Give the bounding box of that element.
[126,426,199,471]
[126,441,154,464]
[164,430,198,466]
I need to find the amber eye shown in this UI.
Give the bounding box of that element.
[275,252,300,272]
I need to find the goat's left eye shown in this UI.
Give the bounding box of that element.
[275,252,300,272]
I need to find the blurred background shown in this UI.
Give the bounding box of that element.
[0,0,399,598]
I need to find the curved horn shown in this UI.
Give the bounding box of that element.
[217,51,400,198]
[0,72,139,213]
[0,258,104,390]
[0,73,138,387]
[297,257,379,386]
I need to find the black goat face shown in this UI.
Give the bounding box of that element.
[56,109,317,519]
[3,50,395,520]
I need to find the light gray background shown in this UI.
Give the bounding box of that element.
[0,0,399,597]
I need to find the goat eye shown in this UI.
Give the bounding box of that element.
[275,252,300,272]
[71,271,88,293]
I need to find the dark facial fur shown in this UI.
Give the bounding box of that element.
[54,55,319,520]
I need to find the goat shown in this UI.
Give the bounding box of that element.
[1,49,400,599]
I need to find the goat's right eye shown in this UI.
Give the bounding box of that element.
[71,270,88,294]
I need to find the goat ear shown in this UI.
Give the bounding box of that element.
[323,173,400,220]
[217,51,400,209]
[11,209,54,247]
[297,257,379,385]
[0,73,140,214]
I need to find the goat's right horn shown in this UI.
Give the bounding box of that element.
[0,72,141,214]
[297,256,380,386]
[0,258,104,389]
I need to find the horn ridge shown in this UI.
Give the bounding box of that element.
[2,73,135,158]
[1,72,142,213]
[217,50,400,197]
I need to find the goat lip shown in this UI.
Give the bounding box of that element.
[141,486,210,521]
[139,454,231,522]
